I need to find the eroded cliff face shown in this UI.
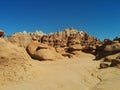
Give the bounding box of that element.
[7,28,102,61]
[7,28,101,53]
[7,28,120,68]
[40,28,101,49]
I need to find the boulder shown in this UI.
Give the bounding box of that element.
[104,43,120,51]
[70,51,83,55]
[100,63,109,69]
[68,44,83,52]
[110,59,120,67]
[0,30,5,37]
[36,48,64,61]
[62,53,73,58]
[113,36,120,43]
[82,46,96,55]
[55,47,67,54]
[104,53,120,62]
[26,37,63,61]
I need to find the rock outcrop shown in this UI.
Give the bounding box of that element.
[7,28,101,60]
[7,33,32,48]
[40,28,101,56]
[95,39,120,60]
[100,63,109,69]
[40,28,100,49]
[0,37,34,84]
[113,36,120,43]
[95,38,120,69]
[0,30,5,37]
[7,30,45,48]
[26,36,64,61]
[110,59,120,68]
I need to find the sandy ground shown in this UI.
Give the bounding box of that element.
[0,54,102,90]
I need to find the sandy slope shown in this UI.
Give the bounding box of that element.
[0,54,120,90]
[0,53,101,90]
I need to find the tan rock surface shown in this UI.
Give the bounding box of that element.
[7,33,32,48]
[0,38,35,85]
[26,38,64,61]
[105,53,120,62]
[0,30,5,37]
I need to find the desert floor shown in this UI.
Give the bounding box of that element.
[0,53,119,90]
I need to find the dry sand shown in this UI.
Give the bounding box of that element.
[0,54,120,90]
[0,53,100,90]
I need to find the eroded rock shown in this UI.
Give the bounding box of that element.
[0,30,5,38]
[26,36,64,61]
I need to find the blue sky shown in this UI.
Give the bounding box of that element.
[0,0,120,40]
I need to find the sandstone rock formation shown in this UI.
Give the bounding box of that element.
[94,38,120,69]
[0,38,34,84]
[40,28,101,56]
[51,28,98,48]
[95,39,120,60]
[103,54,120,69]
[0,30,5,37]
[113,36,120,43]
[26,36,64,61]
[7,33,32,48]
[8,28,101,59]
[110,59,120,68]
[7,30,45,48]
[100,63,109,69]
[104,53,120,62]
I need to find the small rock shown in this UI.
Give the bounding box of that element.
[0,30,5,37]
[100,63,109,69]
[110,59,120,67]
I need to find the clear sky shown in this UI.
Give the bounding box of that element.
[0,0,120,40]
